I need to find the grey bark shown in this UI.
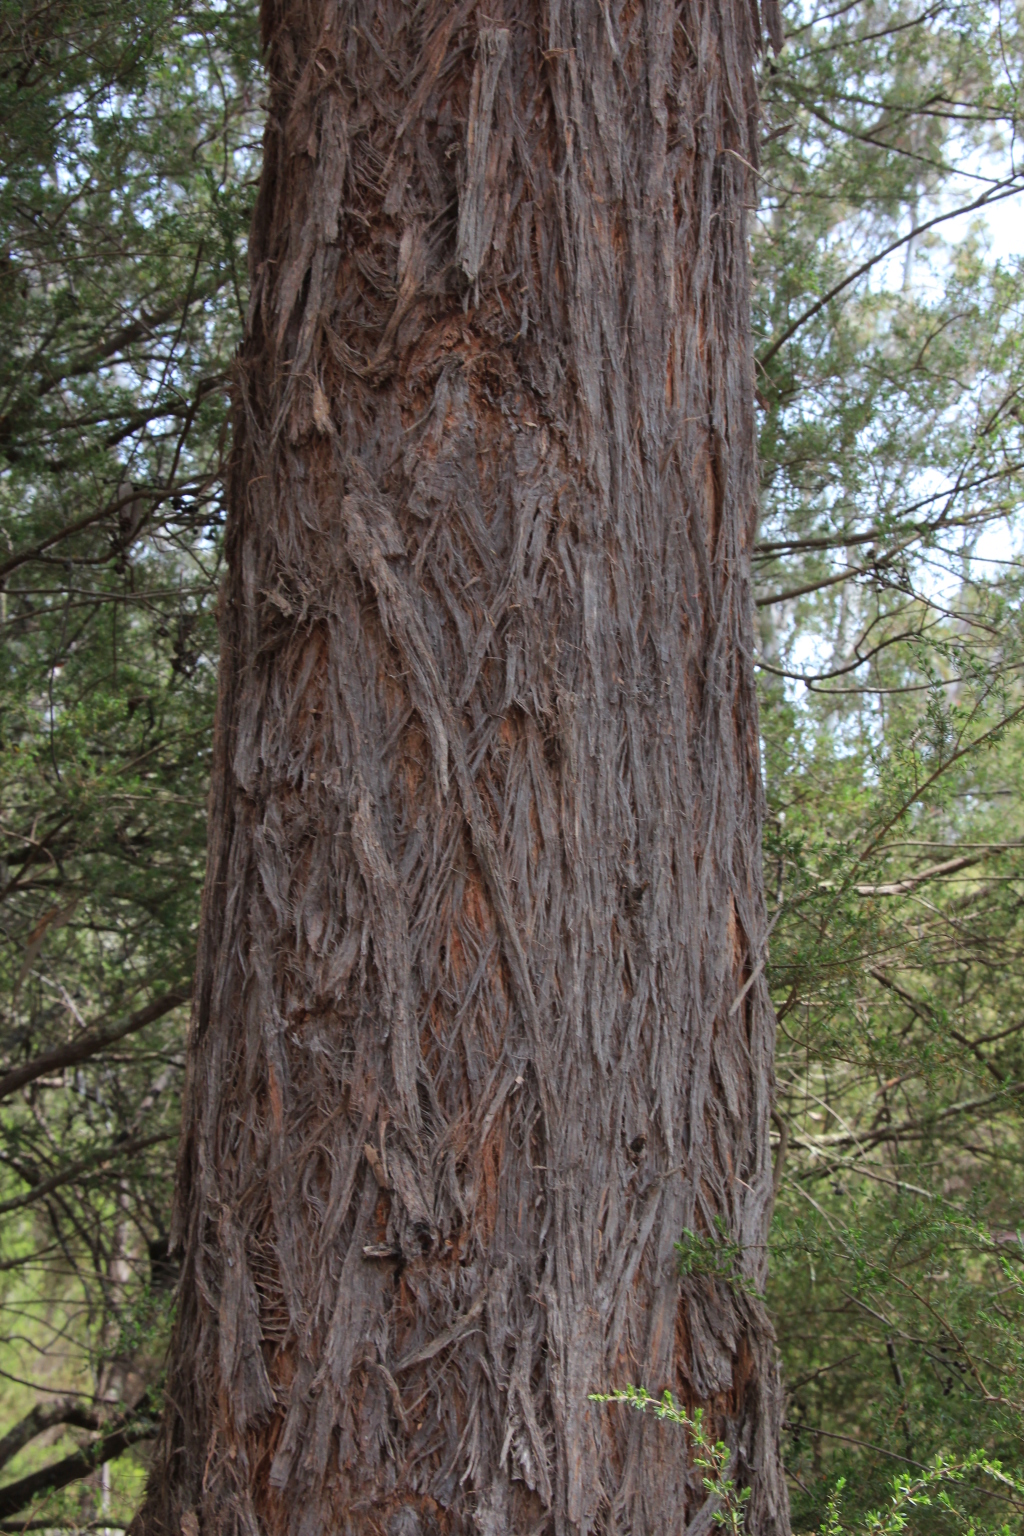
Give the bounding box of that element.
[136,1,789,1532]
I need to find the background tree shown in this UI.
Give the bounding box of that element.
[0,0,257,1522]
[754,1,1024,1529]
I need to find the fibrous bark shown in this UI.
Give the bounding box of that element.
[137,1,789,1532]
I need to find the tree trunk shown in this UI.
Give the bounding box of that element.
[137,1,789,1532]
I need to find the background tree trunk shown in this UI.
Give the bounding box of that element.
[137,0,789,1531]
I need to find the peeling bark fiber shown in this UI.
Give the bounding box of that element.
[136,1,789,1532]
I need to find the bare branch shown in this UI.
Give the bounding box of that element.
[0,987,190,1104]
[853,853,986,896]
[0,1400,104,1475]
[0,1408,158,1521]
[0,1132,175,1218]
[758,179,1024,369]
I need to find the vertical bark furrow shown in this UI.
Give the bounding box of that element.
[139,2,789,1533]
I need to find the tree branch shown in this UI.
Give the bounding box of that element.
[0,1131,175,1218]
[754,466,1024,554]
[0,987,190,1104]
[0,1409,158,1521]
[858,705,1024,860]
[853,853,986,896]
[793,1080,1024,1152]
[0,1401,104,1475]
[758,178,1024,369]
[755,532,923,607]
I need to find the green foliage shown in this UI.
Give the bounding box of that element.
[590,1386,753,1534]
[593,1390,1024,1534]
[0,0,260,1516]
[755,0,1024,1529]
[676,1217,759,1294]
[821,1457,1024,1536]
